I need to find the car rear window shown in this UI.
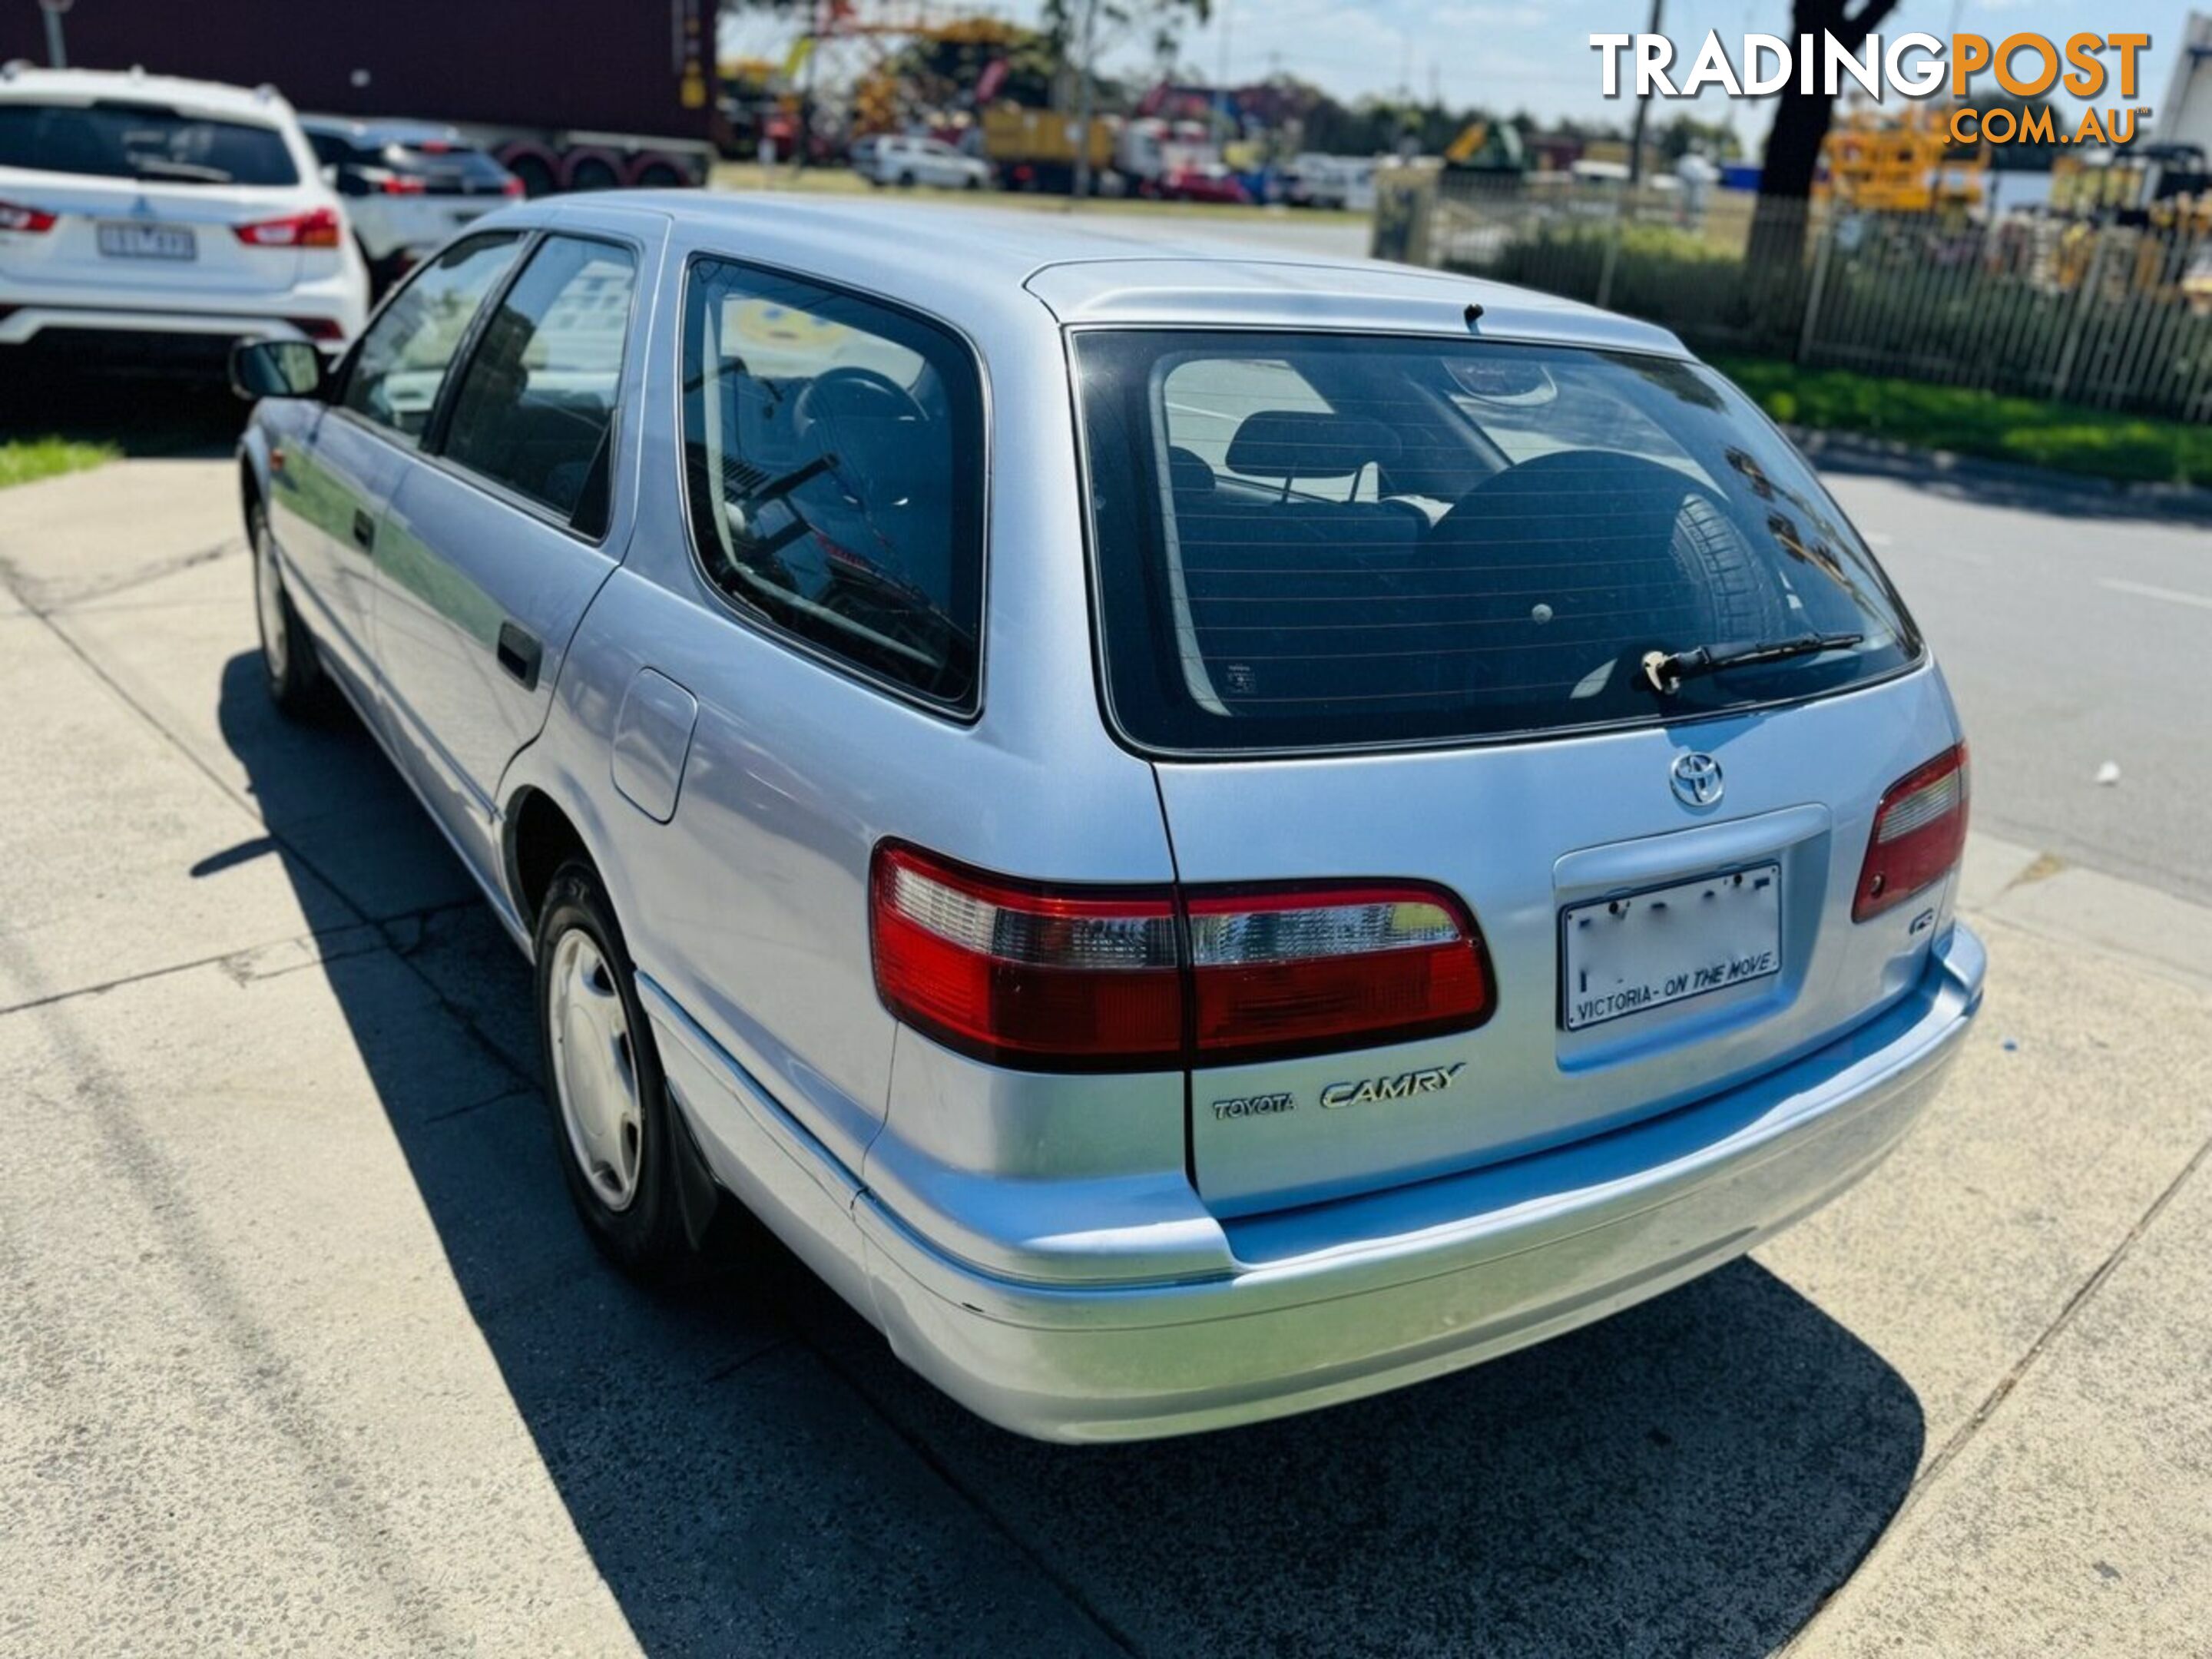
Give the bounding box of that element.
[1074,330,1920,754]
[0,101,299,186]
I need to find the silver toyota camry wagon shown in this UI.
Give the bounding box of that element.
[232,194,1984,1442]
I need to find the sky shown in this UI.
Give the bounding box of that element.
[725,1,2204,141]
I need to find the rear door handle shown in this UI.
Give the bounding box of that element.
[495,621,543,690]
[350,508,375,550]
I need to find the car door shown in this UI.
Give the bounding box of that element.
[368,230,645,871]
[272,230,524,702]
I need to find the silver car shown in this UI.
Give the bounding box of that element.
[231,194,1983,1442]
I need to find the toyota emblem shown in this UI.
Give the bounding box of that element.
[1670,752,1724,808]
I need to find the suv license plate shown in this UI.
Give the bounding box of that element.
[97,223,197,261]
[1561,864,1783,1031]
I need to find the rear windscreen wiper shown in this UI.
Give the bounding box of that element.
[1641,631,1863,694]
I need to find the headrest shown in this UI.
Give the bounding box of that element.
[1224,409,1402,479]
[1166,445,1217,495]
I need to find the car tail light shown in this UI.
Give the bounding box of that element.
[1854,744,1969,922]
[501,175,526,198]
[377,174,426,195]
[234,206,342,248]
[871,846,1184,1069]
[283,315,346,342]
[870,845,1493,1072]
[0,200,56,233]
[1187,884,1492,1064]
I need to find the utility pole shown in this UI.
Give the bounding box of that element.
[1071,0,1099,201]
[39,0,71,70]
[1626,0,1663,185]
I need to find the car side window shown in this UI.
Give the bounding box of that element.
[339,232,523,445]
[680,257,985,710]
[439,235,637,536]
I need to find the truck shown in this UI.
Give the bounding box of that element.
[2,0,721,194]
[979,105,1217,197]
[981,105,1116,195]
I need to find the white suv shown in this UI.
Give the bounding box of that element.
[0,65,369,370]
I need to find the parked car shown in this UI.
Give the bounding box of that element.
[1283,152,1377,211]
[0,64,368,370]
[230,196,1983,1443]
[1150,161,1253,204]
[299,115,521,290]
[859,134,988,190]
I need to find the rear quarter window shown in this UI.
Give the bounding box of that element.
[678,257,985,711]
[1075,330,1921,755]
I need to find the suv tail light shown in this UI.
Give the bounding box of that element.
[871,845,1493,1071]
[0,200,56,233]
[377,174,426,196]
[1854,744,1969,921]
[234,206,342,248]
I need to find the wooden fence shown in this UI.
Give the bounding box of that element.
[1372,168,2212,422]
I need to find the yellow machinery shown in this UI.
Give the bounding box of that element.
[1819,101,1984,214]
[1443,121,1527,174]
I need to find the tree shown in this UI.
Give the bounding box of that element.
[1752,0,1901,264]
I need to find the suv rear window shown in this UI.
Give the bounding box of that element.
[1074,331,1919,754]
[0,101,299,186]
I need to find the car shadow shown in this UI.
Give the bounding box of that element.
[0,359,246,459]
[214,647,1926,1657]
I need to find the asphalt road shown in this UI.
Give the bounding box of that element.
[1819,462,2212,909]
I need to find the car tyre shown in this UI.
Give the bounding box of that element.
[896,170,917,188]
[250,498,329,719]
[535,859,692,1278]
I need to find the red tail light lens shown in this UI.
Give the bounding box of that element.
[1854,744,1969,921]
[502,175,527,198]
[871,846,1184,1069]
[871,846,1493,1071]
[377,174,426,195]
[0,200,57,233]
[1187,885,1492,1063]
[234,206,342,248]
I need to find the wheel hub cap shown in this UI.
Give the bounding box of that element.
[548,929,644,1210]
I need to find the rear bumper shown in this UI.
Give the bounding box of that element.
[854,923,1985,1442]
[0,271,366,354]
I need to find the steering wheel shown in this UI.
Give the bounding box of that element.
[793,366,927,442]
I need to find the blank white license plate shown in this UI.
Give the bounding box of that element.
[1561,863,1783,1031]
[97,223,197,261]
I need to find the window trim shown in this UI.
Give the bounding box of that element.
[326,226,532,451]
[1062,320,1929,764]
[671,249,992,724]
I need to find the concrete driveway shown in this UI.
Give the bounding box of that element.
[2,454,2208,1657]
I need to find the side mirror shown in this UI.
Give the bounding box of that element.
[230,337,330,403]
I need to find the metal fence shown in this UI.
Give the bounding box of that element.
[1372,167,2212,423]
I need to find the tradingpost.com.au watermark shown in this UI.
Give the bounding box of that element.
[1591,31,2155,145]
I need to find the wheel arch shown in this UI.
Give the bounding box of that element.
[503,783,599,937]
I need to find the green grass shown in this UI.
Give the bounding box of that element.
[1711,356,2212,489]
[0,436,118,491]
